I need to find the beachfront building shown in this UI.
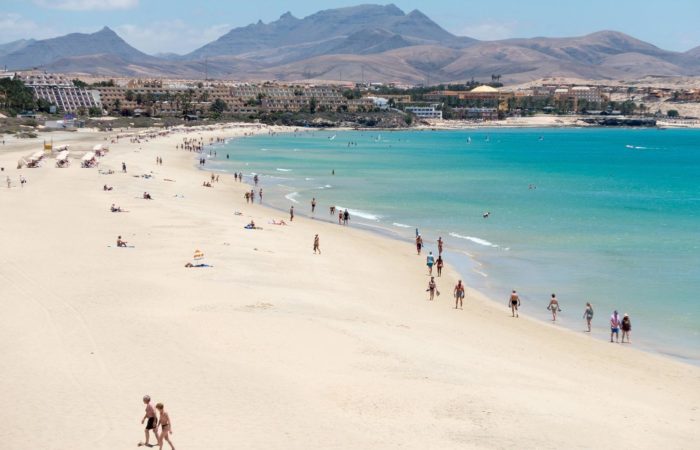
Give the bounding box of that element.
[19,73,101,113]
[93,81,376,116]
[405,105,443,119]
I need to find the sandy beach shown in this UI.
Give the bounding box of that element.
[0,125,698,449]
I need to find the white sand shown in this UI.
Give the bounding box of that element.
[0,125,698,449]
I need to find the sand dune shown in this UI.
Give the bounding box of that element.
[0,126,698,449]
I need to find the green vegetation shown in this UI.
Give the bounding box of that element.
[209,99,228,118]
[0,78,36,115]
[667,109,680,118]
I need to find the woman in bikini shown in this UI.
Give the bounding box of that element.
[155,403,175,450]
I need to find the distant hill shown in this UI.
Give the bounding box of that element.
[1,4,699,84]
[0,27,156,71]
[0,39,36,59]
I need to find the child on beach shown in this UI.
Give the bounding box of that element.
[547,294,561,322]
[583,302,594,332]
[139,395,158,447]
[155,403,174,450]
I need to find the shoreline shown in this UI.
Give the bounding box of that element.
[211,130,700,366]
[1,124,698,449]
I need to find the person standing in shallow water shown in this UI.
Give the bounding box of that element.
[311,197,316,214]
[290,205,294,222]
[583,302,594,332]
[547,294,560,322]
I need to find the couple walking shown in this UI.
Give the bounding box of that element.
[139,395,175,449]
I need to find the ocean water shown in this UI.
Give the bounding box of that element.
[207,128,700,362]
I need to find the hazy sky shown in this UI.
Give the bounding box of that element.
[2,0,699,54]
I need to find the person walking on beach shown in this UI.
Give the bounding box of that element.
[155,403,174,450]
[313,234,321,254]
[610,310,622,343]
[259,188,263,203]
[311,197,316,214]
[122,162,127,173]
[338,211,343,224]
[509,290,520,317]
[416,235,423,255]
[139,395,158,447]
[547,294,561,322]
[436,255,444,277]
[343,209,349,225]
[454,280,465,309]
[427,277,438,301]
[426,251,435,275]
[6,175,11,188]
[290,205,294,222]
[583,302,594,332]
[621,313,632,343]
[437,237,444,255]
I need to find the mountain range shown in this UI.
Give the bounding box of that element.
[1,3,699,84]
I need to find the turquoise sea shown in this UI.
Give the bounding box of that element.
[207,128,700,363]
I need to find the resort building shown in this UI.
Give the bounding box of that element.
[19,73,101,113]
[405,105,443,119]
[92,81,376,115]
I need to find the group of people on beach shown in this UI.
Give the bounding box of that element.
[139,395,174,449]
[418,236,633,340]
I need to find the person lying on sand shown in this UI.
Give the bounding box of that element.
[116,236,128,247]
[185,262,213,268]
[110,203,126,213]
[269,219,287,225]
[103,184,113,191]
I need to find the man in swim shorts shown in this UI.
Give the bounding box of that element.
[139,395,158,446]
[454,280,465,309]
[610,310,621,343]
[509,290,520,317]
